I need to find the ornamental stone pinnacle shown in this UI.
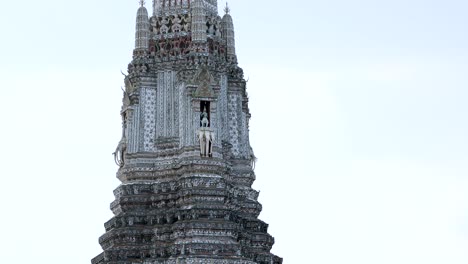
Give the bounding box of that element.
[135,3,150,51]
[92,1,282,263]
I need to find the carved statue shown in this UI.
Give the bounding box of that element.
[200,110,209,127]
[197,130,206,156]
[113,111,128,167]
[208,24,215,35]
[160,24,169,34]
[205,130,215,156]
[113,138,127,167]
[183,20,190,32]
[215,26,221,37]
[197,129,214,157]
[172,15,182,32]
[249,146,257,170]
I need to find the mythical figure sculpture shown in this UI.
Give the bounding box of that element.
[205,129,215,156]
[249,146,257,170]
[113,109,129,167]
[113,138,127,167]
[197,129,207,156]
[200,110,209,127]
[197,128,214,157]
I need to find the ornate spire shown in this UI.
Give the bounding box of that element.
[221,5,236,61]
[135,2,150,51]
[191,0,207,43]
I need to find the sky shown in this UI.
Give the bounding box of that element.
[0,0,467,263]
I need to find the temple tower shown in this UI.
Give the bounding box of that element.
[92,1,282,263]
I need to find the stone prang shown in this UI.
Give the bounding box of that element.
[93,2,282,264]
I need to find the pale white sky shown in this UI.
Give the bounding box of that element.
[0,1,467,263]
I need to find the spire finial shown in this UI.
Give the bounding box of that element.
[224,2,230,14]
[139,0,145,7]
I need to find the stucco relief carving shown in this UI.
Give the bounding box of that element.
[150,14,191,35]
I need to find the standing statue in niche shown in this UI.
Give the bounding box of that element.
[200,110,209,127]
[197,104,213,157]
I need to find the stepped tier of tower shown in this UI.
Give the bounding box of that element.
[93,1,282,263]
[92,158,280,263]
